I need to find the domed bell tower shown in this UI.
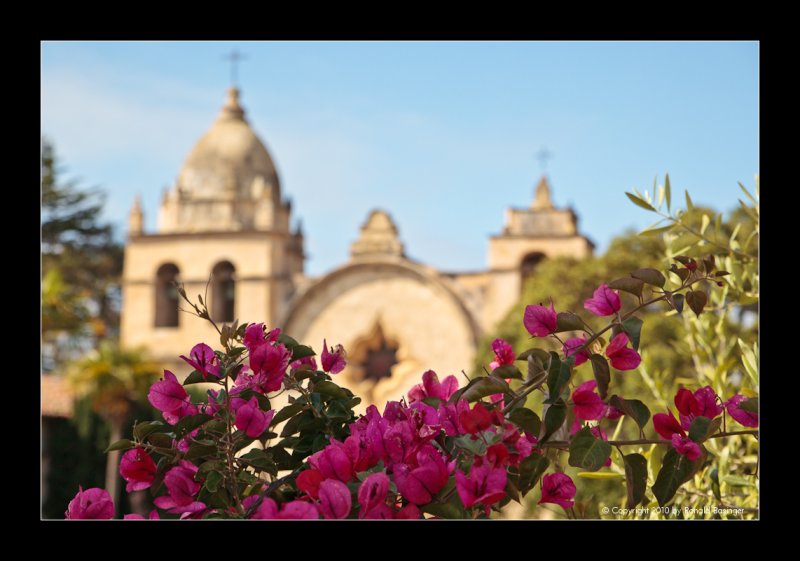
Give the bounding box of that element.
[121,88,304,370]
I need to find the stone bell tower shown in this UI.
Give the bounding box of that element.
[120,87,304,369]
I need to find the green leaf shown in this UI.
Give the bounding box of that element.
[184,443,218,461]
[133,421,171,441]
[688,416,721,443]
[608,395,651,432]
[104,439,134,453]
[421,500,467,519]
[623,453,648,509]
[518,454,549,495]
[508,408,541,436]
[313,381,350,400]
[621,316,644,351]
[738,181,757,205]
[589,354,610,399]
[290,345,316,361]
[626,192,656,211]
[739,397,758,413]
[516,348,551,363]
[631,268,666,288]
[492,364,523,380]
[640,223,675,236]
[556,312,584,333]
[671,293,685,314]
[461,376,510,402]
[609,277,644,297]
[568,427,612,472]
[664,173,671,212]
[147,433,174,449]
[277,333,300,348]
[652,447,703,506]
[205,471,223,493]
[685,190,694,211]
[685,290,708,317]
[454,434,487,456]
[174,414,213,437]
[269,403,305,427]
[545,352,571,403]
[183,370,208,385]
[240,449,276,471]
[541,399,567,443]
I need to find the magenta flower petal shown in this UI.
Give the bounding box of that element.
[243,323,266,352]
[234,396,273,438]
[539,473,576,510]
[65,486,115,519]
[308,442,353,482]
[563,337,591,366]
[584,284,621,317]
[571,380,605,421]
[524,300,558,337]
[358,472,390,513]
[119,447,157,493]
[318,479,352,519]
[147,370,189,413]
[491,338,516,366]
[179,343,220,379]
[653,410,684,439]
[725,395,759,428]
[671,434,702,461]
[321,339,347,374]
[605,333,641,370]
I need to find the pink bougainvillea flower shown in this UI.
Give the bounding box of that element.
[563,337,591,367]
[605,332,641,370]
[396,504,422,519]
[671,434,702,461]
[408,370,459,402]
[148,370,189,414]
[725,395,759,428]
[179,343,221,379]
[162,400,198,426]
[524,299,558,337]
[571,380,605,423]
[249,343,291,392]
[653,410,685,440]
[456,464,507,513]
[244,496,320,520]
[321,339,347,374]
[394,447,449,505]
[604,403,623,421]
[584,284,621,317]
[119,447,157,492]
[296,469,325,499]
[243,323,267,351]
[437,399,470,436]
[156,460,201,508]
[234,396,275,438]
[674,386,723,430]
[290,355,318,372]
[539,473,576,510]
[491,338,516,367]
[308,441,354,482]
[318,479,352,519]
[360,503,395,520]
[358,472,390,514]
[65,486,115,519]
[459,402,493,435]
[124,510,160,520]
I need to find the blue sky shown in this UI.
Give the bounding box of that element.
[41,41,758,276]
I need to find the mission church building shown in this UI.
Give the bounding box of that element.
[120,87,593,406]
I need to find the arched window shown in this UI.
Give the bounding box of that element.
[520,252,546,292]
[155,263,180,327]
[211,261,236,323]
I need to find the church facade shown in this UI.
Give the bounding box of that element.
[120,87,593,406]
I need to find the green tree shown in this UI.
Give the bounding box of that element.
[66,342,160,514]
[42,137,123,370]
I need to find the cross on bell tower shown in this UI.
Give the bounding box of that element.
[223,49,247,88]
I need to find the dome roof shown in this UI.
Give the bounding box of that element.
[176,87,280,202]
